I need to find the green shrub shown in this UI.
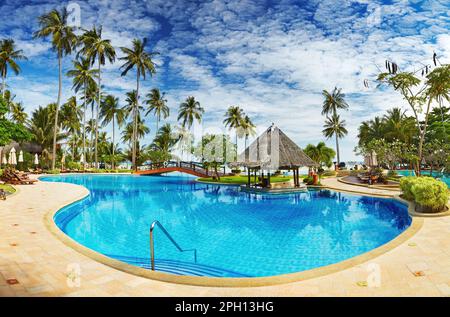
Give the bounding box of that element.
[400,176,449,212]
[303,176,314,185]
[400,176,417,201]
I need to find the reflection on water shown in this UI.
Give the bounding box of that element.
[44,174,412,277]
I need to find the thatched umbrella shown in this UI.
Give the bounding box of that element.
[231,125,317,188]
[34,154,39,166]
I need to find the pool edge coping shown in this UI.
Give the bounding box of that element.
[42,178,424,288]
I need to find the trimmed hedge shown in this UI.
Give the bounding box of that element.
[400,176,449,213]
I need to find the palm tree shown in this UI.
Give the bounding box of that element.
[304,142,336,171]
[322,114,348,163]
[34,8,77,170]
[67,57,98,166]
[145,88,169,131]
[223,106,244,161]
[178,96,204,160]
[321,87,349,165]
[78,26,116,168]
[10,102,28,125]
[119,38,158,171]
[100,95,125,169]
[121,115,149,144]
[420,65,450,174]
[0,39,27,98]
[239,115,256,154]
[60,96,82,159]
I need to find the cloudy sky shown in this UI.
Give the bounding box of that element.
[1,0,450,161]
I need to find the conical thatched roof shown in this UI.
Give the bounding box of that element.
[231,125,317,169]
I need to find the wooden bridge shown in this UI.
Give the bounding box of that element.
[134,161,225,178]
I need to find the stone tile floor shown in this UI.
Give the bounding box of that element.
[0,177,449,296]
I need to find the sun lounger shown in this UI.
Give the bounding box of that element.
[1,169,37,185]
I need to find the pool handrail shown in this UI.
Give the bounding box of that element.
[149,220,198,271]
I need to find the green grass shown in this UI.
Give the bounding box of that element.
[0,184,15,194]
[197,175,296,185]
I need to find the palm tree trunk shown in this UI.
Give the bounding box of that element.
[1,68,6,99]
[235,132,238,162]
[133,70,140,171]
[82,80,87,170]
[112,116,115,170]
[95,61,101,169]
[335,133,340,167]
[51,51,62,170]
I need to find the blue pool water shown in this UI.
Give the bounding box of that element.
[396,170,450,187]
[41,174,411,278]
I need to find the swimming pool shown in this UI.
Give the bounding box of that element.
[396,170,449,187]
[42,174,411,278]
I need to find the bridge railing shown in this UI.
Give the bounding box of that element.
[141,161,226,177]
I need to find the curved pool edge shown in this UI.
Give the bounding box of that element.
[41,177,424,288]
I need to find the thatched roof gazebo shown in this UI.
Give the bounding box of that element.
[230,125,317,188]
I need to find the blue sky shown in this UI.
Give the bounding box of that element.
[1,0,450,161]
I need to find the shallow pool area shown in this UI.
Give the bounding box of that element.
[41,174,412,278]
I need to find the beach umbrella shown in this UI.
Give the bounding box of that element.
[61,153,66,163]
[34,154,39,165]
[2,153,7,165]
[18,150,24,163]
[79,153,84,164]
[8,148,17,166]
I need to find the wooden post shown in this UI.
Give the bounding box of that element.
[247,168,251,188]
[268,171,271,188]
[296,168,300,187]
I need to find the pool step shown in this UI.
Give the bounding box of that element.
[107,255,250,278]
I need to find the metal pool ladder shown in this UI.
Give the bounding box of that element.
[149,220,198,271]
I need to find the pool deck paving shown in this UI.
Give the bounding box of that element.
[0,176,449,296]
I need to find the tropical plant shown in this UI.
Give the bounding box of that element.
[321,87,349,165]
[10,102,28,125]
[0,96,31,146]
[34,7,77,169]
[322,113,348,163]
[0,39,27,98]
[100,94,125,169]
[67,57,99,165]
[145,88,169,131]
[239,115,256,151]
[304,142,336,171]
[377,64,450,175]
[177,96,204,159]
[120,38,158,171]
[121,115,149,145]
[223,106,244,161]
[78,26,116,168]
[400,176,449,212]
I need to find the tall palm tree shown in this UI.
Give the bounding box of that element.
[178,96,204,160]
[321,87,349,164]
[145,88,169,131]
[78,26,116,168]
[119,38,158,171]
[60,96,82,159]
[67,57,98,166]
[120,38,159,170]
[10,102,28,125]
[34,8,77,170]
[239,115,256,152]
[223,106,244,161]
[0,39,27,98]
[100,95,125,169]
[322,114,348,163]
[304,142,336,171]
[121,115,149,144]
